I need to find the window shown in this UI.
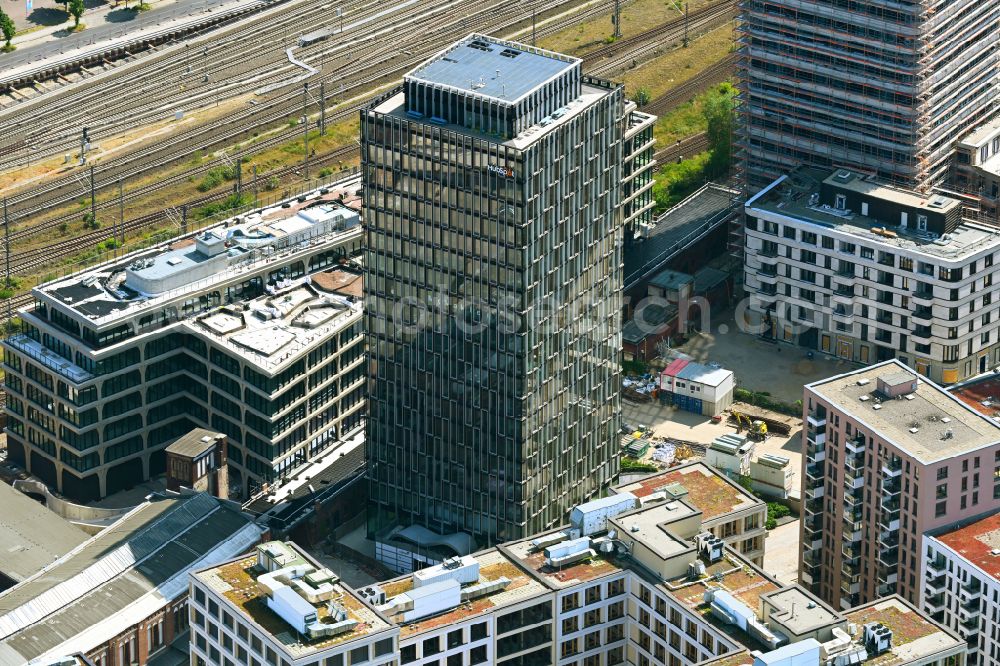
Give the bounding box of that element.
[916,215,928,231]
[835,194,847,210]
[935,501,947,517]
[937,467,948,480]
[469,646,487,665]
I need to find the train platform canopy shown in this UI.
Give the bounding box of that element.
[0,492,263,666]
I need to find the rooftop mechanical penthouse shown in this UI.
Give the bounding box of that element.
[363,35,630,554]
[2,180,366,502]
[190,462,964,666]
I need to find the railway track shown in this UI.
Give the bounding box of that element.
[11,146,360,276]
[642,54,735,116]
[0,0,583,176]
[584,0,735,75]
[655,132,710,163]
[0,0,588,223]
[1,0,733,283]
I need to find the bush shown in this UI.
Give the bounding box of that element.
[82,212,100,229]
[622,359,647,376]
[196,166,236,193]
[265,176,280,191]
[765,501,791,530]
[318,167,333,178]
[621,457,658,473]
[633,87,652,107]
[734,387,801,417]
[195,193,251,220]
[652,152,712,213]
[96,238,120,253]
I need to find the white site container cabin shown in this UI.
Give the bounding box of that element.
[570,492,639,536]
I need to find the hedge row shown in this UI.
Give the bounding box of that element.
[733,387,802,417]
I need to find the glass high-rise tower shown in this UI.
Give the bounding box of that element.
[362,35,624,559]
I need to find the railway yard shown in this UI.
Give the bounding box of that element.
[0,0,737,317]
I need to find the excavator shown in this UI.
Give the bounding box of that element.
[731,410,768,441]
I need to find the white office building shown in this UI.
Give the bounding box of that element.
[744,167,1000,385]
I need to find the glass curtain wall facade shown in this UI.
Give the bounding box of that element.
[364,36,625,548]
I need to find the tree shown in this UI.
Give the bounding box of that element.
[0,10,15,52]
[633,87,652,107]
[702,82,736,178]
[68,0,84,29]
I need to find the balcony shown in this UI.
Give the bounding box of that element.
[807,412,827,428]
[757,270,779,284]
[843,489,863,509]
[881,462,902,479]
[805,483,825,500]
[804,514,823,535]
[925,572,947,593]
[913,325,932,341]
[926,559,947,578]
[843,505,863,524]
[833,285,855,298]
[806,430,826,448]
[845,452,865,472]
[845,473,864,490]
[846,436,865,455]
[959,601,981,623]
[878,550,899,568]
[924,593,946,614]
[880,522,900,539]
[806,463,825,483]
[842,543,862,561]
[877,583,897,598]
[959,581,982,602]
[914,288,935,304]
[914,306,933,321]
[842,513,862,540]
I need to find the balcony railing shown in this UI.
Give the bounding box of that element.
[925,593,946,614]
[882,462,903,478]
[925,572,947,592]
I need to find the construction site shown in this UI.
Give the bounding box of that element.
[735,0,1000,193]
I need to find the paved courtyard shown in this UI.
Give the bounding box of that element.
[763,520,801,585]
[670,307,862,404]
